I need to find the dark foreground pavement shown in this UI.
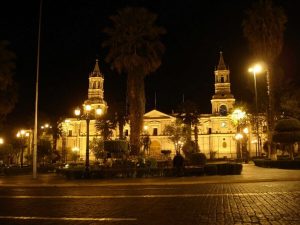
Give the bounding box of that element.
[0,163,299,225]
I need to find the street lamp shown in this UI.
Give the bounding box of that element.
[231,109,246,159]
[248,64,262,156]
[74,104,102,177]
[16,130,29,168]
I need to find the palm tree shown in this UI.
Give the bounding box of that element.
[243,0,287,131]
[103,7,166,155]
[243,0,287,65]
[0,40,17,123]
[95,115,116,141]
[176,100,199,152]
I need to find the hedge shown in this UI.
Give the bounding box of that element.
[253,159,300,169]
[57,162,243,179]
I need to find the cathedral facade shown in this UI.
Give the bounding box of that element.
[57,53,266,162]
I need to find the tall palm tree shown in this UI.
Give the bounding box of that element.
[95,116,116,141]
[243,0,287,65]
[243,0,287,152]
[103,7,166,155]
[0,40,17,123]
[177,100,199,151]
[242,0,287,107]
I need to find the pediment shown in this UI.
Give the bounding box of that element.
[144,109,175,120]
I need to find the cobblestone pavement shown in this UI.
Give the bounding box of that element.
[0,181,299,225]
[0,163,300,224]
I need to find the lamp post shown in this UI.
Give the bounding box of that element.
[232,109,246,159]
[248,64,262,156]
[75,104,102,177]
[235,133,243,160]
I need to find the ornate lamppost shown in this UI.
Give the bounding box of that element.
[74,104,102,177]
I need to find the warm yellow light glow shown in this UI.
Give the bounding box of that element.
[235,133,243,140]
[0,138,4,144]
[231,109,246,121]
[248,64,262,74]
[41,126,44,129]
[243,127,249,134]
[85,105,91,111]
[144,125,148,130]
[74,109,81,116]
[65,119,71,123]
[45,123,49,128]
[96,108,103,115]
[72,147,79,152]
[17,130,28,138]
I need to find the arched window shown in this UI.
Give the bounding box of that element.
[219,105,227,116]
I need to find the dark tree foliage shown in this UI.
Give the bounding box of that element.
[243,0,287,125]
[243,0,287,65]
[0,41,17,123]
[103,7,166,155]
[273,118,300,160]
[280,87,300,119]
[95,114,116,141]
[176,100,199,151]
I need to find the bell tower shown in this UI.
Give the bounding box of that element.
[84,59,108,113]
[211,52,235,116]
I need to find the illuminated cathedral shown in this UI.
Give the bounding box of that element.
[57,53,267,161]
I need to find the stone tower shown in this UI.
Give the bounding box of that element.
[211,52,235,116]
[84,59,108,113]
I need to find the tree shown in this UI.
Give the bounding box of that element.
[243,0,287,139]
[163,121,186,153]
[243,0,287,65]
[95,115,116,141]
[90,138,105,161]
[141,133,151,154]
[0,40,17,123]
[114,112,128,140]
[103,7,166,155]
[0,143,13,165]
[37,139,52,165]
[51,119,64,152]
[280,88,300,119]
[273,118,300,160]
[176,100,200,152]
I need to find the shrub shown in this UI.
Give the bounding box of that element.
[104,140,129,157]
[188,152,206,166]
[254,159,300,169]
[204,164,217,175]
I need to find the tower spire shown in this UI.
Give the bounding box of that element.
[217,51,226,70]
[90,59,102,77]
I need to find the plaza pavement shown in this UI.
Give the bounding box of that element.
[0,162,300,187]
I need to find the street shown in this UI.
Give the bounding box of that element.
[0,164,299,225]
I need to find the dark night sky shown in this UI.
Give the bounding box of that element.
[1,0,300,133]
